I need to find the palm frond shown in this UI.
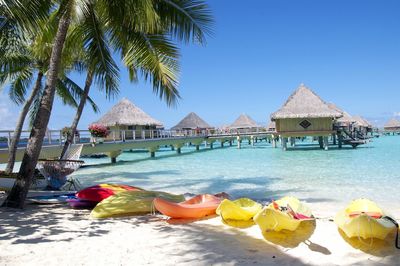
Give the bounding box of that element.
[155,0,213,44]
[123,33,180,106]
[8,68,33,104]
[72,3,119,98]
[60,76,100,113]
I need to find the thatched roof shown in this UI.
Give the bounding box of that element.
[352,116,372,128]
[271,84,343,120]
[230,114,260,128]
[384,118,400,129]
[95,98,163,127]
[327,103,355,124]
[171,112,212,130]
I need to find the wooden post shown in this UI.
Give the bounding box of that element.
[210,142,214,149]
[177,147,181,154]
[272,135,277,148]
[290,137,295,147]
[108,150,121,163]
[196,145,200,151]
[338,132,343,149]
[318,136,323,149]
[332,134,337,145]
[221,141,224,148]
[323,136,329,150]
[282,137,288,151]
[171,145,175,151]
[229,140,232,146]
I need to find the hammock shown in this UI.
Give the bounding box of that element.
[37,144,84,190]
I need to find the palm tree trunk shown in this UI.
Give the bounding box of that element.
[2,6,72,209]
[60,71,93,158]
[4,72,43,174]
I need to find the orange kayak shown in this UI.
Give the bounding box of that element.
[153,194,222,219]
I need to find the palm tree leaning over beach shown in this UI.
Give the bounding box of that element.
[0,12,99,174]
[2,0,213,208]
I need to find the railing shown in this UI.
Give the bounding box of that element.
[0,127,269,150]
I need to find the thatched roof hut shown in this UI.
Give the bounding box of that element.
[95,98,163,127]
[271,84,342,120]
[230,114,260,129]
[384,118,400,131]
[352,116,372,128]
[171,112,212,130]
[327,103,355,126]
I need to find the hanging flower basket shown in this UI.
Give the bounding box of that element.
[88,124,109,145]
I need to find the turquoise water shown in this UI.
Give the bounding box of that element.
[71,136,400,217]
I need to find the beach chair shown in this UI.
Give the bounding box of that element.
[37,144,84,190]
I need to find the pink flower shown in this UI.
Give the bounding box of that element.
[88,124,109,137]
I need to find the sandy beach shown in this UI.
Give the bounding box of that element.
[0,193,398,266]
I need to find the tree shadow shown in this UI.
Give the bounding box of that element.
[150,218,309,265]
[0,204,118,244]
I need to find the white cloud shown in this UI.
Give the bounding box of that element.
[394,112,400,117]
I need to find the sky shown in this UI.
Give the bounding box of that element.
[1,0,400,130]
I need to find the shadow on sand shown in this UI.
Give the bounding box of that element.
[261,220,316,248]
[338,228,399,257]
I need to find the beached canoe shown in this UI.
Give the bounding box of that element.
[76,183,142,202]
[216,198,262,221]
[154,194,222,219]
[91,190,185,218]
[254,196,313,232]
[27,193,76,204]
[334,198,397,240]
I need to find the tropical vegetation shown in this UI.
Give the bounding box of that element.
[1,0,212,208]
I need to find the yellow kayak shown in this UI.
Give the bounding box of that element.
[254,196,313,232]
[91,190,185,218]
[216,198,262,221]
[335,198,397,240]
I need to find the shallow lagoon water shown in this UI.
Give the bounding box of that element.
[71,136,400,217]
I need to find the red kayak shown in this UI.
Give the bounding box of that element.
[154,194,222,219]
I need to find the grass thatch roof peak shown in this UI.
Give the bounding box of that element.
[327,103,355,123]
[95,98,163,127]
[171,112,212,130]
[352,115,372,128]
[271,84,343,120]
[230,114,260,128]
[384,118,400,128]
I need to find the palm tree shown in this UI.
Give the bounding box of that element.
[0,12,98,174]
[3,0,213,208]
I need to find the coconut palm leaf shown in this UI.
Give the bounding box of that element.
[155,0,213,44]
[59,76,100,113]
[122,32,180,106]
[71,2,119,98]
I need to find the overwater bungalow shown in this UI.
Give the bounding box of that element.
[327,103,355,128]
[171,112,213,134]
[352,116,373,137]
[230,114,260,133]
[94,98,163,140]
[383,118,400,135]
[271,84,342,150]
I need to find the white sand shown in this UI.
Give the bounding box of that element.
[0,193,399,266]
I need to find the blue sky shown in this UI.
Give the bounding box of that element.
[1,0,400,130]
